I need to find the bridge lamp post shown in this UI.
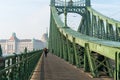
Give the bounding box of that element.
[64,0,67,27]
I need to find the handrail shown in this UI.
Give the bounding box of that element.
[0,48,43,80]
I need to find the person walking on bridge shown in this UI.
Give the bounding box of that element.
[44,48,48,57]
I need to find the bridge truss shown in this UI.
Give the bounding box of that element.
[49,0,120,80]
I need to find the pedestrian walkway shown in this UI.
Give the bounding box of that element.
[44,53,113,80]
[31,53,113,80]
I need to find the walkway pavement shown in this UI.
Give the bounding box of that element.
[44,53,113,80]
[31,53,113,80]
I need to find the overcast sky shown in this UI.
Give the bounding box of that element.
[0,0,119,39]
[92,0,120,20]
[0,0,50,39]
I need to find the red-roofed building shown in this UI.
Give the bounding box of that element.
[0,33,45,54]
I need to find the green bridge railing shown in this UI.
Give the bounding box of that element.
[0,47,43,80]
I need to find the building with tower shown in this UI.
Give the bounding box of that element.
[0,33,46,54]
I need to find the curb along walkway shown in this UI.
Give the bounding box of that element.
[30,54,44,80]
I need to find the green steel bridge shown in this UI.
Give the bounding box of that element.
[48,0,120,80]
[0,0,120,80]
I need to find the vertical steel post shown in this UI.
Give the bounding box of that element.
[0,45,2,56]
[85,43,97,77]
[62,36,67,60]
[115,52,120,80]
[73,38,79,67]
[56,28,60,56]
[84,46,89,72]
[101,20,105,39]
[62,35,65,59]
[115,24,119,41]
[0,45,6,79]
[59,34,62,58]
[70,45,74,65]
[57,30,60,57]
[106,20,109,40]
[10,53,17,80]
[54,26,57,55]
[66,37,71,63]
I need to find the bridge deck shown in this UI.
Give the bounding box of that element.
[31,53,113,80]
